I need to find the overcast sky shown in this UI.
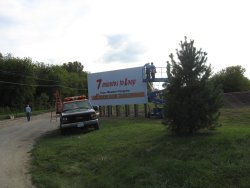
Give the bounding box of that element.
[0,0,249,78]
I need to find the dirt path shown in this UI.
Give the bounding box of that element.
[0,113,58,188]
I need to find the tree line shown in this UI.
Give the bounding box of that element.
[0,53,88,112]
[1,46,250,115]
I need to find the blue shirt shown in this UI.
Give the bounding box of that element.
[25,106,31,113]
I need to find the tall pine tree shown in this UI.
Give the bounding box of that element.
[164,37,223,135]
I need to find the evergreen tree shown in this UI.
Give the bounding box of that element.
[164,37,223,135]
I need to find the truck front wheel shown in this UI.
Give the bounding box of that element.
[60,123,66,135]
[94,123,99,130]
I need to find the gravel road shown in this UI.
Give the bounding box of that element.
[0,113,58,188]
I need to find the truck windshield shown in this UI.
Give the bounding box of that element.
[63,101,92,112]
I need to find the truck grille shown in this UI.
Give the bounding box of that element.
[65,114,91,123]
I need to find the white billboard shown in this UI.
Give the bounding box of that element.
[88,67,148,106]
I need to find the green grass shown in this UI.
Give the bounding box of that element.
[31,108,250,188]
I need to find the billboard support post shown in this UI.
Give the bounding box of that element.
[144,103,148,118]
[125,105,129,117]
[116,105,120,117]
[134,104,138,117]
[100,106,106,117]
[107,106,112,117]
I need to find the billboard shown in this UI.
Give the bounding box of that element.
[88,67,148,106]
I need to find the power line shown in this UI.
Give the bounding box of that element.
[0,80,87,91]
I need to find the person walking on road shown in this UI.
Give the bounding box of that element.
[25,105,31,121]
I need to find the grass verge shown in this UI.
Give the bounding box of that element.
[31,108,250,188]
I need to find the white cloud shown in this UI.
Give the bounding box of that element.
[104,34,146,63]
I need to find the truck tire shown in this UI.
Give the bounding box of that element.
[60,123,66,135]
[94,123,99,130]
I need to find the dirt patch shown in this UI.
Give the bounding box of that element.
[223,91,250,108]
